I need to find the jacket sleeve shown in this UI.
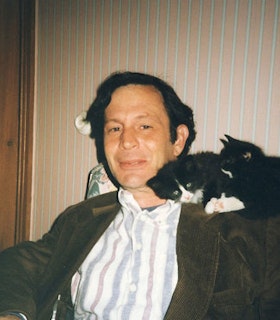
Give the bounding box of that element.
[0,207,74,319]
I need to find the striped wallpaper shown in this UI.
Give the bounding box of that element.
[32,0,280,239]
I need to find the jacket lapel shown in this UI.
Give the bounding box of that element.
[59,192,122,285]
[39,192,121,318]
[68,193,121,274]
[165,203,220,320]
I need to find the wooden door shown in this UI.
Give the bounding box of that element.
[0,0,35,251]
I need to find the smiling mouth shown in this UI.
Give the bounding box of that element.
[119,160,147,169]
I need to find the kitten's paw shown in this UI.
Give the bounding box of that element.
[205,198,218,214]
[205,197,229,214]
[218,196,245,212]
[209,195,245,213]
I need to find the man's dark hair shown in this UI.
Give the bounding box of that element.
[85,71,196,162]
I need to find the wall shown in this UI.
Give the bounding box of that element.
[32,0,280,239]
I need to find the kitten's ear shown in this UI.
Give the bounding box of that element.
[221,134,236,146]
[224,134,237,143]
[225,134,235,142]
[220,138,228,146]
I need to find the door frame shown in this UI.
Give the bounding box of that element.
[16,0,35,243]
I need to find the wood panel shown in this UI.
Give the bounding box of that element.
[0,0,35,251]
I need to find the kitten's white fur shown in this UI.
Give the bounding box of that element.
[221,169,233,179]
[205,193,245,214]
[178,185,245,215]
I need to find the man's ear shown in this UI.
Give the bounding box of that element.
[173,124,189,156]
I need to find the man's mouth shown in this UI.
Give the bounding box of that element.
[119,159,147,169]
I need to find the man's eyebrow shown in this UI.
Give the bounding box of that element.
[134,114,153,120]
[135,114,163,123]
[104,118,120,123]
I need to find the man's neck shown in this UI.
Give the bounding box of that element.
[124,187,167,208]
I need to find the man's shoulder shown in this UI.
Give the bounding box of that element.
[66,191,119,213]
[179,203,220,228]
[180,203,280,235]
[81,190,119,209]
[51,191,120,229]
[179,204,280,266]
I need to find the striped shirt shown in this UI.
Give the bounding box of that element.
[71,188,181,319]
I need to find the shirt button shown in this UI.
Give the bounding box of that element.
[135,243,142,250]
[129,283,137,292]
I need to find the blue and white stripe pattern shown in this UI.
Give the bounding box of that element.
[71,188,181,319]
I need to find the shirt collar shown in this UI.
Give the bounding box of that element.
[118,187,181,225]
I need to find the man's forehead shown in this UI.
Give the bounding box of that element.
[112,83,161,93]
[105,112,161,123]
[109,84,163,102]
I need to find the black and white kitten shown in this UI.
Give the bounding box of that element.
[147,135,280,219]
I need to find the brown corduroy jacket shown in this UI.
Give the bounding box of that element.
[0,191,280,319]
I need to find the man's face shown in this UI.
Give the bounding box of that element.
[104,84,187,195]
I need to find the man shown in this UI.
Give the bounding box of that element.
[0,72,279,320]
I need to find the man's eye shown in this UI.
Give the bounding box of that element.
[141,125,152,130]
[108,127,121,133]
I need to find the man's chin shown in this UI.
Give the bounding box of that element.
[117,175,151,191]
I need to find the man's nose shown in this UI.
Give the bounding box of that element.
[120,128,138,149]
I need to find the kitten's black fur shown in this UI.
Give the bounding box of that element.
[147,135,280,219]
